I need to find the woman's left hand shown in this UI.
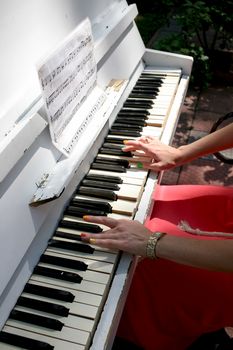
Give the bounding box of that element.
[81,216,152,257]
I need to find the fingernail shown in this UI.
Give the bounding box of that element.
[83,215,89,220]
[123,140,128,144]
[137,162,143,169]
[80,233,87,238]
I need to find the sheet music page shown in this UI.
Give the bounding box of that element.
[37,18,103,156]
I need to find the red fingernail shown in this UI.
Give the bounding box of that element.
[80,233,87,238]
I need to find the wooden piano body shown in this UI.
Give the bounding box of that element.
[0,1,193,349]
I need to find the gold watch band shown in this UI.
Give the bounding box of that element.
[146,232,165,259]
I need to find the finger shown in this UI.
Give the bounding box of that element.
[83,215,118,229]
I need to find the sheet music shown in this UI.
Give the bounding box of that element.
[37,17,104,156]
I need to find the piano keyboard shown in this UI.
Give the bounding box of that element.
[0,68,181,350]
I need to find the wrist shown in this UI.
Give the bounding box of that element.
[146,232,166,259]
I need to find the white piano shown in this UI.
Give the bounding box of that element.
[0,1,193,349]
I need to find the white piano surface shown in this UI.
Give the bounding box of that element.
[0,1,193,349]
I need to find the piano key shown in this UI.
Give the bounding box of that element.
[17,292,98,322]
[65,205,107,218]
[31,266,108,295]
[82,175,143,198]
[108,128,142,137]
[27,280,103,307]
[91,162,126,173]
[6,317,90,347]
[54,228,119,254]
[85,173,123,184]
[73,194,138,216]
[111,123,143,132]
[13,305,95,332]
[33,266,83,284]
[95,155,129,167]
[39,253,88,271]
[16,296,69,317]
[76,186,117,201]
[9,310,64,331]
[59,219,103,233]
[76,183,143,202]
[96,153,152,166]
[1,326,85,350]
[88,168,147,183]
[23,282,75,302]
[81,179,120,191]
[45,240,117,265]
[0,330,55,350]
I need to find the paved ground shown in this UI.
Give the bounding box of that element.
[161,82,233,187]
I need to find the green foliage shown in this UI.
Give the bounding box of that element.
[174,0,233,51]
[154,34,211,88]
[149,0,233,88]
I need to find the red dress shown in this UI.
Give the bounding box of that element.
[117,185,233,350]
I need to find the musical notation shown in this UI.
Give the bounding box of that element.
[37,18,97,156]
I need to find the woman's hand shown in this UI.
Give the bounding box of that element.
[81,216,152,257]
[123,136,183,171]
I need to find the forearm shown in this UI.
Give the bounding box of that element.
[157,234,233,272]
[177,123,233,165]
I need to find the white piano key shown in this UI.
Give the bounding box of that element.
[2,325,85,350]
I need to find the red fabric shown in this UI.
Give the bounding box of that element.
[117,185,233,350]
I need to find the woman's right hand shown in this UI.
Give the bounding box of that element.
[123,136,183,171]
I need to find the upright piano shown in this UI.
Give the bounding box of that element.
[0,1,193,349]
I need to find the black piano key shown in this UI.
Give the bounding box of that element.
[40,253,89,270]
[132,87,159,93]
[109,129,141,137]
[102,143,124,150]
[10,309,64,331]
[70,197,112,213]
[24,283,75,302]
[65,205,107,217]
[77,186,118,201]
[98,147,132,157]
[129,93,157,99]
[91,162,126,172]
[59,219,103,233]
[0,331,54,350]
[136,80,162,86]
[123,101,153,108]
[95,155,129,168]
[47,239,94,254]
[111,123,142,132]
[85,173,123,184]
[34,266,83,283]
[55,231,82,242]
[81,179,120,191]
[17,296,69,317]
[123,99,153,109]
[115,117,146,127]
[118,110,149,116]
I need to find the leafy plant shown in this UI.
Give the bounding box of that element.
[151,0,233,88]
[154,34,211,88]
